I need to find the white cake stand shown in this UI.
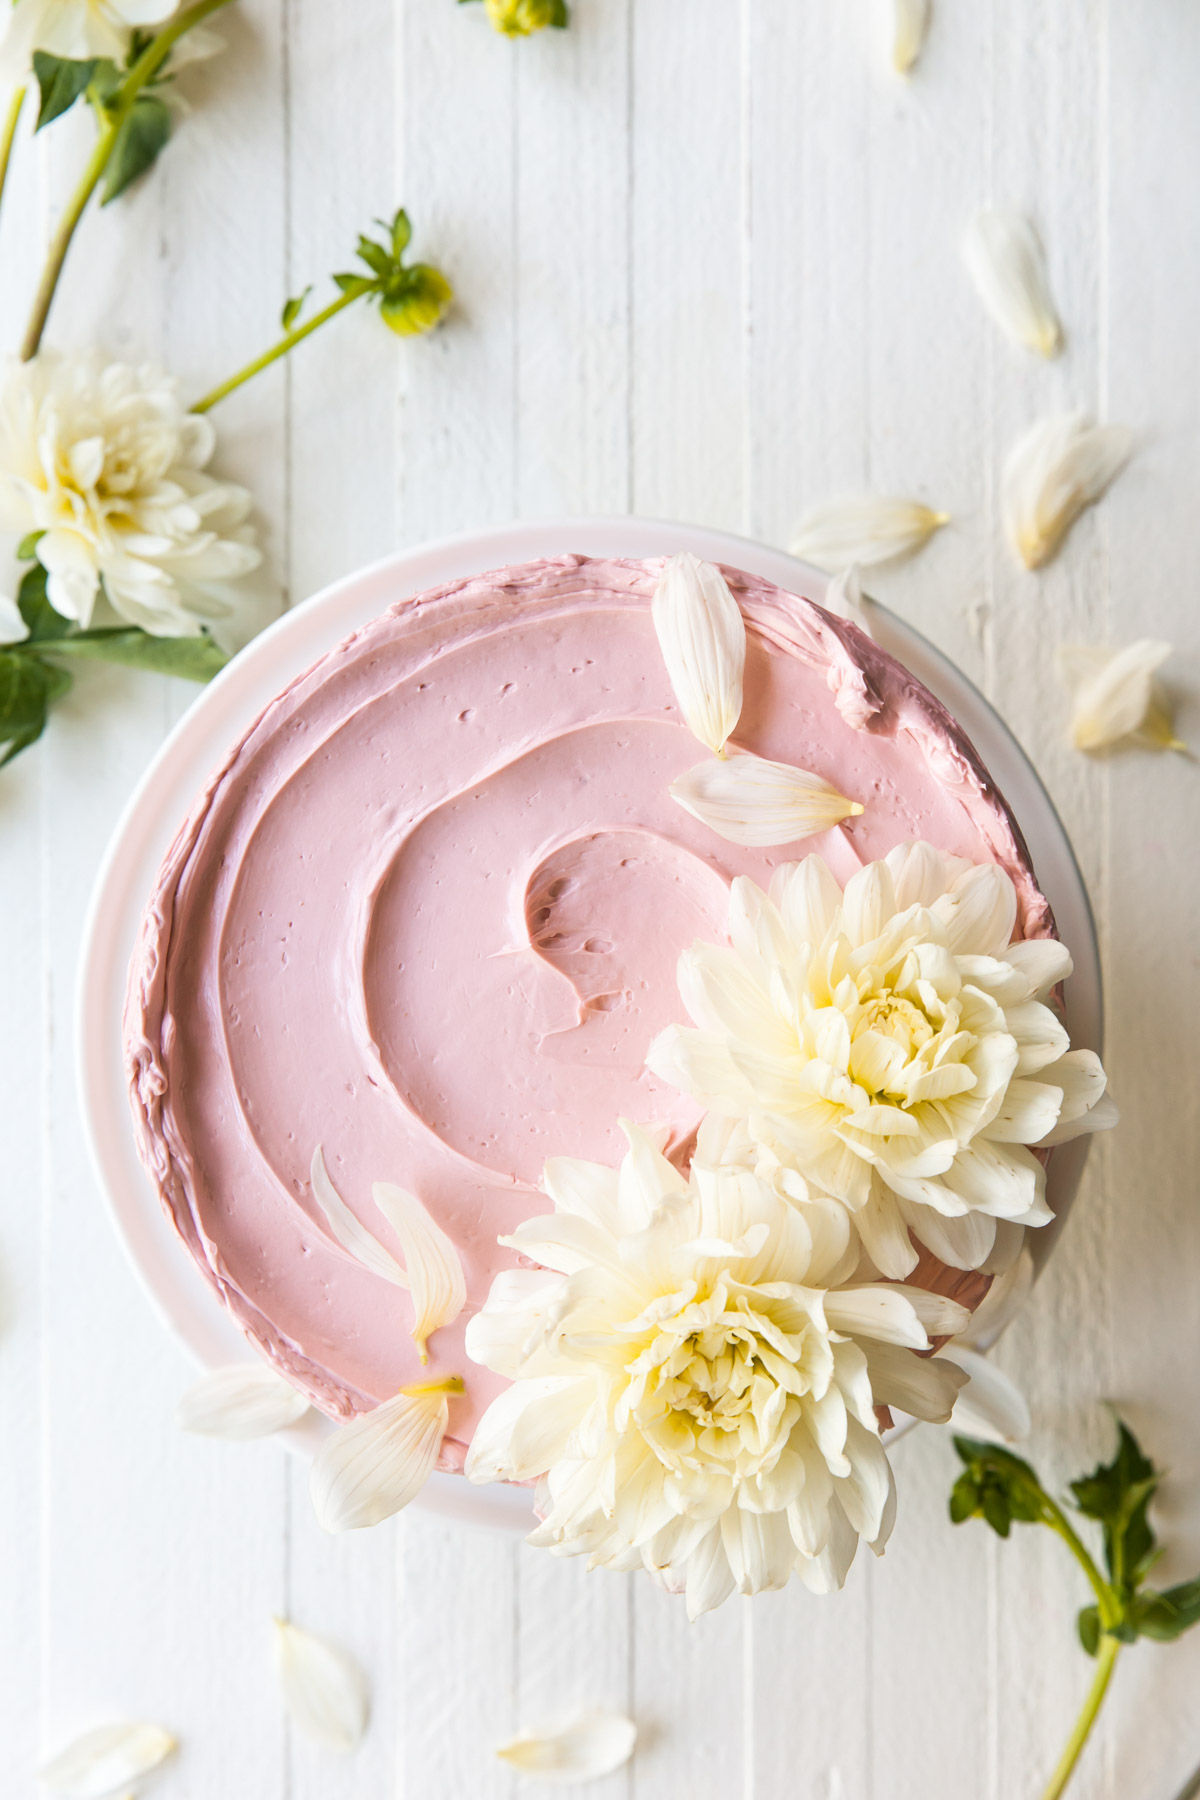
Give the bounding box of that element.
[77,518,1102,1532]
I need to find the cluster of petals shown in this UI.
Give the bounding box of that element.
[0,351,264,640]
[647,842,1114,1279]
[465,1119,968,1617]
[0,0,178,82]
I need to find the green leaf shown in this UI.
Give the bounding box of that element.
[16,563,72,643]
[388,209,412,259]
[281,285,312,332]
[32,53,98,131]
[42,628,228,683]
[1077,1605,1101,1657]
[950,1437,1050,1539]
[101,93,172,204]
[1128,1578,1200,1643]
[379,264,454,337]
[547,0,569,24]
[1070,1419,1160,1592]
[356,235,393,279]
[949,1472,980,1525]
[16,531,45,563]
[0,649,71,766]
[89,58,123,106]
[333,273,375,297]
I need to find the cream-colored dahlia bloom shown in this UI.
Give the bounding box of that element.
[0,352,264,640]
[0,0,178,84]
[465,1120,968,1617]
[647,843,1114,1279]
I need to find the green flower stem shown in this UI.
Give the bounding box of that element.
[20,0,235,362]
[190,288,360,413]
[0,86,26,220]
[1039,1493,1121,1628]
[1040,1634,1121,1800]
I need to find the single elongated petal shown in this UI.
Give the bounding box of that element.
[495,1709,637,1782]
[39,1723,176,1797]
[652,551,745,754]
[889,0,931,74]
[963,211,1062,357]
[671,752,863,847]
[273,1619,369,1752]
[175,1362,310,1439]
[961,1245,1033,1349]
[1003,413,1134,570]
[939,1344,1031,1443]
[1059,638,1184,752]
[310,1147,409,1288]
[372,1182,466,1361]
[310,1387,450,1531]
[791,496,948,571]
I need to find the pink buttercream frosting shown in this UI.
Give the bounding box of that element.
[124,555,1053,1457]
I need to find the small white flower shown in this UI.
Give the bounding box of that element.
[310,1148,466,1361]
[1003,412,1134,570]
[963,211,1062,358]
[791,496,948,572]
[0,351,265,641]
[887,0,931,75]
[652,551,745,756]
[466,1120,968,1616]
[310,1379,460,1532]
[647,844,1115,1278]
[822,564,874,639]
[0,1,179,92]
[0,592,28,643]
[272,1619,369,1753]
[39,1722,176,1797]
[670,752,863,847]
[175,1362,310,1439]
[496,1710,637,1783]
[1058,639,1185,753]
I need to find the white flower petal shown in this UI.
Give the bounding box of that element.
[670,752,863,847]
[175,1362,310,1439]
[272,1619,369,1753]
[309,1387,449,1531]
[1003,412,1134,570]
[888,0,931,74]
[371,1182,466,1361]
[39,1723,176,1798]
[652,551,745,755]
[962,1245,1034,1348]
[1060,637,1184,752]
[790,495,948,571]
[1038,1088,1118,1147]
[495,1709,637,1783]
[310,1147,409,1288]
[940,1344,1031,1444]
[963,211,1062,357]
[0,592,28,643]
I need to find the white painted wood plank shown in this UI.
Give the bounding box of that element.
[513,0,632,518]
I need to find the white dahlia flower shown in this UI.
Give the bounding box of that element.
[0,352,264,640]
[647,842,1114,1280]
[0,0,180,85]
[465,1120,968,1618]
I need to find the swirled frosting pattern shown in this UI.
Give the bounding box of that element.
[125,555,1052,1458]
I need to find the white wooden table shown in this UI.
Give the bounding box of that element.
[2,3,1198,1796]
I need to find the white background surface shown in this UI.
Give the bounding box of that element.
[1,3,1197,1798]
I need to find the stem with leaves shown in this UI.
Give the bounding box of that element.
[20,0,235,362]
[950,1421,1200,1800]
[192,208,452,413]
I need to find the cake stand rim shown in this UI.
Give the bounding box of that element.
[76,514,1102,1534]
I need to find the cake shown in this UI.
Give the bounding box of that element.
[125,551,1111,1608]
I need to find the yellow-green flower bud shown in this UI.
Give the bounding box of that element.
[380,266,454,338]
[483,0,568,37]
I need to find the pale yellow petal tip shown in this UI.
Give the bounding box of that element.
[847,801,865,817]
[400,1373,465,1398]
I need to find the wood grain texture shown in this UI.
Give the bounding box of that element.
[1,2,1198,1797]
